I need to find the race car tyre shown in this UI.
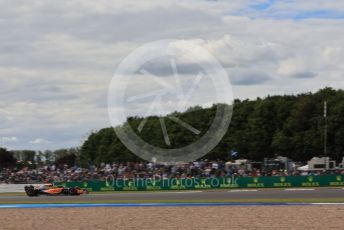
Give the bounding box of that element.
[25,186,39,197]
[63,188,69,196]
[68,188,77,196]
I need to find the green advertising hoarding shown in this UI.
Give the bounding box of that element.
[55,175,344,192]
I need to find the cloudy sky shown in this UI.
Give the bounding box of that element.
[0,0,344,150]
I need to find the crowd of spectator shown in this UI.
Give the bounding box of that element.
[1,161,344,184]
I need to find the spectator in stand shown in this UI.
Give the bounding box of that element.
[1,160,343,184]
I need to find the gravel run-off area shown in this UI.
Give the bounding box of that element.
[1,206,343,230]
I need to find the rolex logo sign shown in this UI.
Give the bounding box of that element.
[329,175,344,186]
[247,177,264,188]
[302,176,319,187]
[273,176,291,187]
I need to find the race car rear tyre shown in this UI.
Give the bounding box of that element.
[68,188,77,196]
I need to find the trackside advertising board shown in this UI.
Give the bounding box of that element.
[55,175,344,192]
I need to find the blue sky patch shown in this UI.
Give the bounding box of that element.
[250,0,275,11]
[247,0,344,20]
[291,10,344,20]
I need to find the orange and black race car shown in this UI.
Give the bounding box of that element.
[24,184,89,197]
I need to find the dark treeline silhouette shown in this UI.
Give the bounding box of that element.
[80,88,344,165]
[0,148,17,168]
[0,148,80,170]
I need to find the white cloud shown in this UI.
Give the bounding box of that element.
[29,138,51,145]
[0,0,343,150]
[0,136,19,144]
[277,58,316,79]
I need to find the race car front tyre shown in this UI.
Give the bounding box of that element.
[25,186,39,197]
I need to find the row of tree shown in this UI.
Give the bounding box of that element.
[80,88,344,165]
[2,87,343,169]
[0,148,79,169]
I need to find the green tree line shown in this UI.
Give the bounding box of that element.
[80,88,344,165]
[0,148,80,170]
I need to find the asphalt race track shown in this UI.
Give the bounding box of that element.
[0,188,343,204]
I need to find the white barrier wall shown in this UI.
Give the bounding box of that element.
[0,184,43,193]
